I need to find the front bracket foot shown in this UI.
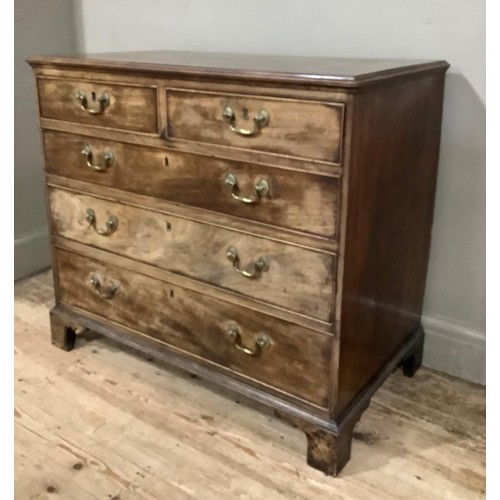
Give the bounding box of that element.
[274,405,368,476]
[49,309,79,351]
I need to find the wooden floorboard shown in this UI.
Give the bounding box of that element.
[14,270,486,499]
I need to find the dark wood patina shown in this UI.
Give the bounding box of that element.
[29,50,448,476]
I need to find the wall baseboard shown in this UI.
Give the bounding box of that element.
[422,315,485,385]
[14,227,51,281]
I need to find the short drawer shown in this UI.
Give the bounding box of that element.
[55,247,332,407]
[44,131,340,239]
[49,188,336,323]
[37,78,158,133]
[166,89,344,163]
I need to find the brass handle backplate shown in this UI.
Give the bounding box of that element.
[227,323,270,356]
[222,106,270,137]
[81,145,114,172]
[224,173,270,204]
[76,90,110,115]
[89,274,120,299]
[226,246,269,279]
[86,208,118,236]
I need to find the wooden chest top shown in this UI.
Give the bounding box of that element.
[28,50,448,88]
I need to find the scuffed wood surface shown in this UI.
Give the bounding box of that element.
[28,51,448,87]
[37,78,158,134]
[54,247,332,408]
[15,271,485,500]
[49,188,336,322]
[43,130,341,239]
[167,89,343,163]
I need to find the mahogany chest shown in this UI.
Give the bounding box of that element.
[28,51,448,476]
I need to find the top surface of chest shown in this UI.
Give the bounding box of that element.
[28,50,448,88]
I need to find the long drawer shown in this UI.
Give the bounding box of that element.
[55,247,332,407]
[37,77,158,133]
[43,130,341,239]
[49,187,336,323]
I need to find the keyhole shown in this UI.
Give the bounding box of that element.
[242,108,249,120]
[170,290,174,298]
[164,157,169,168]
[166,222,172,231]
[91,91,97,102]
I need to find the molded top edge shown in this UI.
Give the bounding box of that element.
[27,50,450,88]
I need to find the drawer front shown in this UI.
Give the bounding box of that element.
[37,78,158,133]
[44,131,340,239]
[55,247,332,407]
[167,89,344,163]
[49,188,336,323]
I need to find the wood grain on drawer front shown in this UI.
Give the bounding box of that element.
[37,78,158,133]
[166,89,344,163]
[55,247,332,407]
[44,131,340,239]
[49,188,336,323]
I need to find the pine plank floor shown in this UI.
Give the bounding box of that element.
[14,270,486,500]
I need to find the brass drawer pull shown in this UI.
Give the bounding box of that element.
[226,246,269,279]
[224,173,270,204]
[89,274,120,299]
[81,145,114,172]
[86,208,118,236]
[227,323,270,356]
[75,90,110,115]
[222,106,270,137]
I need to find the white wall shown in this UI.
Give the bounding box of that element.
[15,0,77,279]
[70,0,485,383]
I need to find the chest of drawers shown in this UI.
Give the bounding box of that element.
[28,51,448,476]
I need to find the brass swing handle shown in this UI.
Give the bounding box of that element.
[75,90,110,115]
[89,274,120,299]
[226,246,269,279]
[227,323,270,356]
[86,208,118,236]
[222,106,270,137]
[81,145,114,172]
[224,173,270,204]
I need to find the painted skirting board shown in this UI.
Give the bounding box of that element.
[14,227,51,281]
[422,315,485,385]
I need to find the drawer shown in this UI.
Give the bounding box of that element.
[166,89,344,163]
[37,78,158,133]
[44,131,340,239]
[55,247,332,407]
[49,188,336,323]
